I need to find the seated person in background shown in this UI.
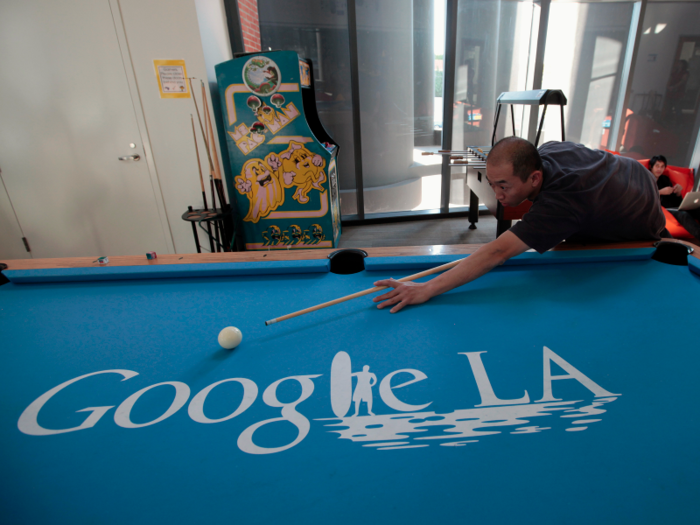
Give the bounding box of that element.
[648,155,700,241]
[649,155,682,207]
[373,138,666,313]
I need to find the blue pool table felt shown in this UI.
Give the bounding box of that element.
[1,249,699,524]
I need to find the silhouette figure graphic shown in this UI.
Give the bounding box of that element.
[352,365,377,416]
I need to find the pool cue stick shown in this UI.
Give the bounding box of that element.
[204,103,225,252]
[203,118,216,212]
[202,82,225,199]
[189,77,222,252]
[202,105,217,247]
[202,82,229,249]
[189,78,215,172]
[203,88,228,211]
[212,178,222,252]
[202,80,233,251]
[265,257,467,326]
[202,87,225,210]
[191,115,215,253]
[191,115,208,209]
[189,77,220,215]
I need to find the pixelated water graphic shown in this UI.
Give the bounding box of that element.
[317,397,618,450]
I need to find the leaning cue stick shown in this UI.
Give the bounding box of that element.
[189,77,220,219]
[264,257,467,326]
[202,102,219,251]
[191,114,208,209]
[191,114,215,253]
[202,81,225,202]
[202,82,229,245]
[189,78,216,174]
[190,77,223,251]
[202,80,233,251]
[203,89,228,208]
[188,78,218,205]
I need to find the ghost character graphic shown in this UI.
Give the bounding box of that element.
[235,154,285,223]
[279,141,327,204]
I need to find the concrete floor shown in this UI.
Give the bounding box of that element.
[338,215,498,248]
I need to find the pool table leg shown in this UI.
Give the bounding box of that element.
[468,188,479,230]
[496,219,512,237]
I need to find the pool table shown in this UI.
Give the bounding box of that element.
[1,243,699,524]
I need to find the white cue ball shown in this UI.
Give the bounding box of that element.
[218,326,243,349]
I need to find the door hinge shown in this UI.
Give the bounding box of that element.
[22,237,31,252]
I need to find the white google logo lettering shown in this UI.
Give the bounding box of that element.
[17,347,618,454]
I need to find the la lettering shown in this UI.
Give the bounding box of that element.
[460,346,619,406]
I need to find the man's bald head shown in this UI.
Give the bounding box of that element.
[487,137,542,182]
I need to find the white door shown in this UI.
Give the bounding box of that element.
[0,0,173,259]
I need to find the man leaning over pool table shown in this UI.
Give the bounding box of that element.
[373,137,666,313]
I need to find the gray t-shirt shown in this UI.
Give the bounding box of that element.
[510,141,665,254]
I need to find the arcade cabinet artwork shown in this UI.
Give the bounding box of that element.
[215,51,341,250]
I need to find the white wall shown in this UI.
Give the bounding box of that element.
[0,0,229,259]
[0,175,27,259]
[118,0,228,254]
[194,0,233,86]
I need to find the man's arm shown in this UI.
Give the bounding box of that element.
[373,230,530,313]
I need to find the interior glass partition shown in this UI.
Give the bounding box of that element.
[354,0,446,215]
[540,1,634,149]
[619,1,700,169]
[449,0,537,208]
[247,0,700,224]
[257,0,358,213]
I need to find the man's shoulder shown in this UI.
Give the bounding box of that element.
[538,140,578,152]
[539,142,620,178]
[538,141,605,158]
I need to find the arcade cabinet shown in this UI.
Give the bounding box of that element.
[215,51,341,250]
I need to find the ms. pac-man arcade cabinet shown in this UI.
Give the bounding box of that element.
[215,51,341,250]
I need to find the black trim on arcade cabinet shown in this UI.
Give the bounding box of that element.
[300,59,338,153]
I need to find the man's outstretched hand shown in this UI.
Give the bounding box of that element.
[372,279,435,313]
[370,232,530,315]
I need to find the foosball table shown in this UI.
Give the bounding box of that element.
[422,146,533,236]
[425,89,567,237]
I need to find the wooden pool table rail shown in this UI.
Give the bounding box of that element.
[2,240,697,271]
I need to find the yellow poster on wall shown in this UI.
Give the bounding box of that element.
[153,59,190,98]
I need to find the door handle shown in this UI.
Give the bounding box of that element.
[118,154,141,161]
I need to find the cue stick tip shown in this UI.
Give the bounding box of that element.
[265,319,276,326]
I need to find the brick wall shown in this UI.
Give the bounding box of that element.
[238,0,261,52]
